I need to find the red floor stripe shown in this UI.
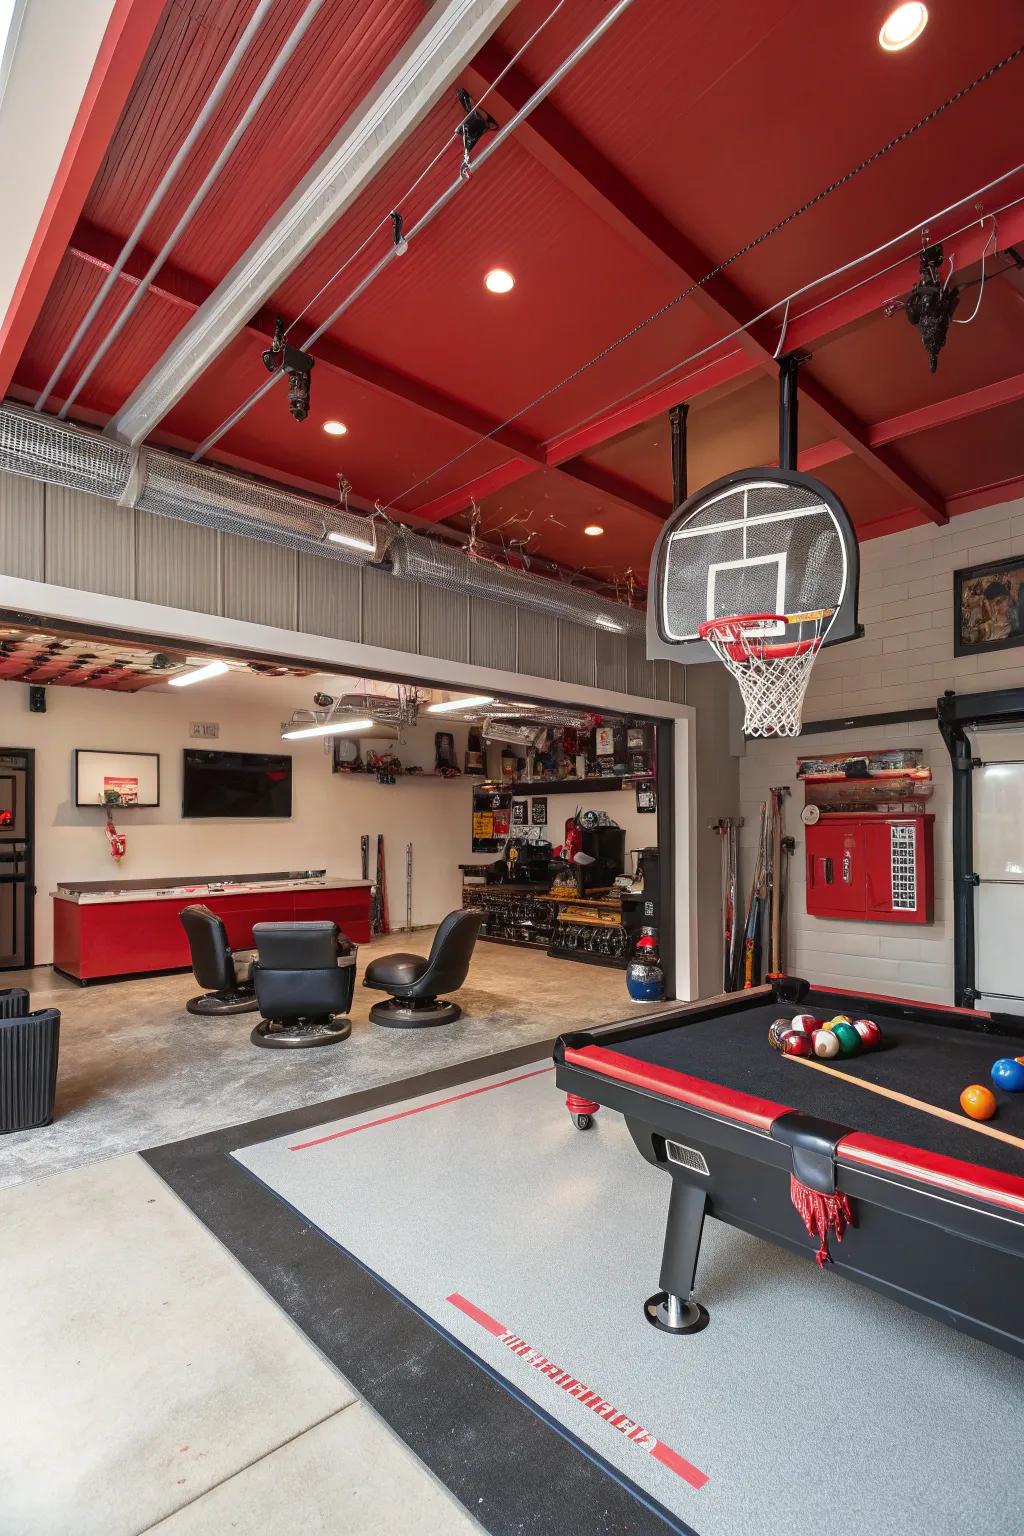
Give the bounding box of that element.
[289,1066,554,1151]
[447,1293,708,1491]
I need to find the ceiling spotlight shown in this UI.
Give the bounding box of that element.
[428,694,495,713]
[168,659,230,687]
[322,420,348,436]
[485,268,514,294]
[879,3,928,51]
[283,717,374,740]
[327,530,375,553]
[584,525,604,537]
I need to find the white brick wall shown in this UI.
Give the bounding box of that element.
[737,497,1024,1005]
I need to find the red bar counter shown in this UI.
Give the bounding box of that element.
[52,872,373,982]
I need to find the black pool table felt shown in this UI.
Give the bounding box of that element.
[605,1002,1024,1177]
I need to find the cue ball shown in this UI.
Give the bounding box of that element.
[960,1084,997,1121]
[812,1029,840,1059]
[831,1022,861,1057]
[853,1019,883,1050]
[991,1057,1024,1092]
[781,1031,813,1057]
[790,1014,818,1035]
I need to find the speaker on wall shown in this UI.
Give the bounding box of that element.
[29,686,46,713]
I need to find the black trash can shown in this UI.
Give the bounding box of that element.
[1,1003,60,1133]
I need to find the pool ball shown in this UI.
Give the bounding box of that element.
[781,1030,813,1057]
[768,1019,793,1052]
[812,1029,840,1059]
[831,1022,861,1056]
[823,1014,852,1032]
[790,1014,818,1036]
[991,1057,1024,1093]
[852,1019,883,1050]
[960,1084,997,1121]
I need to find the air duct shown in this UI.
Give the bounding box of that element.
[0,403,642,632]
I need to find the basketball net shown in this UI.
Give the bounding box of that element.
[698,610,831,737]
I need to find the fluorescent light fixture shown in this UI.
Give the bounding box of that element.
[879,3,927,50]
[282,717,374,740]
[484,268,514,294]
[428,694,494,713]
[595,616,624,632]
[327,530,375,553]
[584,524,604,536]
[322,419,348,436]
[168,659,230,687]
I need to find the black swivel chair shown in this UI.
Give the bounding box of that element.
[364,908,482,1028]
[180,904,258,1016]
[250,920,357,1049]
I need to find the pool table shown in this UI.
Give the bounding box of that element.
[554,978,1024,1357]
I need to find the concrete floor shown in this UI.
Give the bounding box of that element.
[0,935,656,1532]
[2,931,652,1187]
[0,1154,485,1536]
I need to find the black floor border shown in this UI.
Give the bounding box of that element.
[143,1042,702,1536]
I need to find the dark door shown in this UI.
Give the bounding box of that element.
[0,750,33,969]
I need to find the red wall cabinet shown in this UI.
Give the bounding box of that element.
[805,813,933,924]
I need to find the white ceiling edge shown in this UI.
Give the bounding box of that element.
[108,0,519,447]
[0,0,29,114]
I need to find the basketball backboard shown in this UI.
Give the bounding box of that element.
[646,467,860,665]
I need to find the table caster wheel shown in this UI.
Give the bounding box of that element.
[571,1112,593,1131]
[565,1094,599,1131]
[644,1291,709,1335]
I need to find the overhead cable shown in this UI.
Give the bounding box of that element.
[35,0,277,414]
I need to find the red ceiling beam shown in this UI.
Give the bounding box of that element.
[65,223,664,523]
[0,0,164,396]
[867,369,1024,445]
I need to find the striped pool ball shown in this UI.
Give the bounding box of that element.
[813,1029,841,1059]
[781,1031,813,1057]
[823,1014,852,1032]
[768,1019,793,1052]
[789,1014,819,1036]
[853,1019,882,1050]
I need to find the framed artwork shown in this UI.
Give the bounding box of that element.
[635,780,657,814]
[531,797,548,826]
[75,749,160,808]
[511,798,528,826]
[954,556,1024,657]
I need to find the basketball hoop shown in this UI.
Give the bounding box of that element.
[698,610,832,737]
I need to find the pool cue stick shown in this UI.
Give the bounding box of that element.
[769,789,782,974]
[780,1053,1024,1153]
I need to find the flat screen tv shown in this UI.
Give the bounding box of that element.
[182,750,292,819]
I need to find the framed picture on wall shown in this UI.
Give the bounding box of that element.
[954,555,1024,657]
[75,750,160,808]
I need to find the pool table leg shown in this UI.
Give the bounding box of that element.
[565,1092,600,1130]
[644,1176,710,1336]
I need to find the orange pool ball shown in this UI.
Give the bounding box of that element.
[960,1084,998,1121]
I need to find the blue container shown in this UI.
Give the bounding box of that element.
[626,956,664,1002]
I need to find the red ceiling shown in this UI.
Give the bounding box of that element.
[9,0,1024,590]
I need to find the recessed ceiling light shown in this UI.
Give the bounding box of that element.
[879,3,928,51]
[484,268,514,294]
[584,524,604,537]
[322,419,348,436]
[428,694,495,713]
[168,659,230,687]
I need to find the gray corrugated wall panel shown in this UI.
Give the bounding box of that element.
[669,658,687,704]
[221,534,296,628]
[558,619,596,688]
[516,609,557,679]
[627,635,658,698]
[469,595,517,672]
[653,658,674,701]
[44,485,135,597]
[297,552,362,641]
[419,582,469,663]
[363,565,418,652]
[135,510,219,614]
[595,628,628,693]
[0,471,44,580]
